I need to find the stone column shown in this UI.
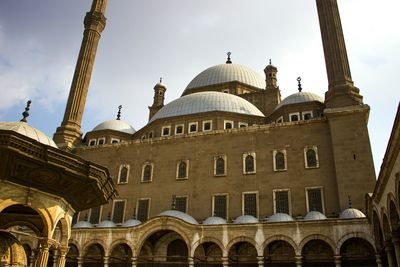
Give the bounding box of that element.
[375,254,383,267]
[188,257,195,267]
[295,255,302,267]
[103,256,109,267]
[385,241,396,267]
[334,255,341,267]
[52,250,59,267]
[222,257,229,267]
[392,235,400,266]
[131,257,137,267]
[56,246,69,267]
[257,256,264,267]
[34,240,51,267]
[77,257,83,267]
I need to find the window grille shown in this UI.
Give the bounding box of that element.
[216,157,225,175]
[306,149,317,168]
[143,164,152,182]
[275,152,286,170]
[178,161,187,179]
[214,195,227,219]
[112,201,125,224]
[308,188,323,212]
[119,166,128,183]
[244,193,257,217]
[275,191,289,214]
[89,206,101,224]
[137,199,150,222]
[175,197,187,213]
[245,155,255,173]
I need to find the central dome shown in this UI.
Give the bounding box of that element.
[150,91,265,122]
[184,63,266,93]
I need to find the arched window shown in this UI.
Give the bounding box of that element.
[244,154,255,173]
[118,165,129,184]
[142,163,153,182]
[274,151,286,171]
[177,161,188,179]
[305,147,319,168]
[215,157,225,176]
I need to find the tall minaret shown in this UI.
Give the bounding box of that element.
[316,0,363,108]
[54,0,107,149]
[148,79,167,121]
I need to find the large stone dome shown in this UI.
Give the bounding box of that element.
[0,121,57,148]
[184,63,266,93]
[275,92,324,110]
[150,91,265,123]
[92,119,136,134]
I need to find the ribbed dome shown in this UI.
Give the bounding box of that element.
[275,92,324,110]
[233,215,259,224]
[73,221,93,229]
[340,208,366,219]
[203,216,227,225]
[122,219,142,227]
[150,92,265,123]
[0,121,57,148]
[304,211,327,221]
[158,210,198,224]
[184,63,266,92]
[97,220,116,228]
[92,119,136,134]
[268,213,294,222]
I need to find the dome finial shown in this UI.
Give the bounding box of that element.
[20,100,32,122]
[297,77,302,92]
[226,52,232,64]
[172,195,176,210]
[348,195,352,208]
[116,105,122,120]
[269,59,272,65]
[160,77,162,83]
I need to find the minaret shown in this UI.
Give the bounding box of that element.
[53,0,107,149]
[148,78,167,121]
[262,60,281,116]
[264,59,278,89]
[316,0,363,108]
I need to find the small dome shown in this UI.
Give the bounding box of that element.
[233,215,259,224]
[0,121,57,148]
[97,220,116,228]
[73,221,93,229]
[268,213,294,222]
[150,91,265,123]
[158,210,198,224]
[122,219,142,227]
[92,119,136,134]
[184,63,266,93]
[340,208,366,219]
[304,211,327,221]
[275,92,324,110]
[203,216,227,225]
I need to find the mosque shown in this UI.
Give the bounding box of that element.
[1,0,400,267]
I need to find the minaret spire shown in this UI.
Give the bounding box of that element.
[53,0,108,149]
[316,0,363,108]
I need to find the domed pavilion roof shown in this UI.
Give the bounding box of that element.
[304,211,327,221]
[268,213,294,222]
[0,121,57,148]
[339,208,366,219]
[158,210,199,224]
[275,91,324,110]
[150,91,265,123]
[233,215,259,224]
[184,63,265,94]
[203,216,227,225]
[92,119,136,134]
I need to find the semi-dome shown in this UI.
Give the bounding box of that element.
[92,119,136,134]
[122,219,142,227]
[73,221,93,229]
[0,121,57,148]
[275,92,324,110]
[340,208,366,219]
[268,213,294,222]
[150,91,265,123]
[304,211,327,221]
[97,220,116,228]
[233,215,259,224]
[158,210,198,224]
[203,216,227,225]
[184,63,266,92]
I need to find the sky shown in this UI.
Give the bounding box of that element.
[0,0,399,175]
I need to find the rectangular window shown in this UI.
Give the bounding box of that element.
[97,137,106,145]
[306,187,324,213]
[243,192,258,217]
[88,139,97,146]
[302,111,313,120]
[276,116,283,124]
[238,122,248,128]
[274,190,291,214]
[112,200,126,224]
[213,194,228,219]
[161,126,171,136]
[222,89,230,93]
[137,198,150,222]
[189,122,198,133]
[175,196,188,213]
[224,120,234,129]
[175,124,184,135]
[202,120,212,131]
[111,138,120,144]
[89,206,102,224]
[289,113,300,122]
[72,212,79,225]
